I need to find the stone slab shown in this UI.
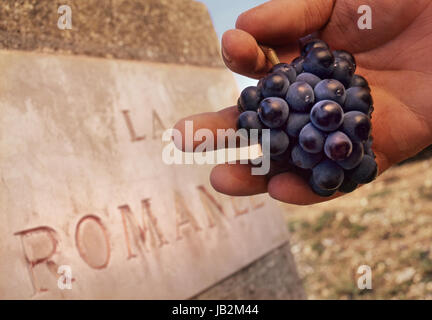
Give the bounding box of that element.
[0,0,223,67]
[0,50,289,299]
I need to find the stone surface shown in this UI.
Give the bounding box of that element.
[0,0,223,67]
[193,242,306,299]
[0,50,289,299]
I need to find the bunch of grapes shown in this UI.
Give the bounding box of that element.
[237,39,377,197]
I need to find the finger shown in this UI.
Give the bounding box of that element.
[222,29,300,79]
[222,29,271,79]
[210,163,268,196]
[267,171,341,205]
[236,0,335,46]
[173,106,240,152]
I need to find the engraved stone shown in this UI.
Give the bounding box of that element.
[0,51,289,299]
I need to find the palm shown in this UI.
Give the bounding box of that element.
[175,0,432,205]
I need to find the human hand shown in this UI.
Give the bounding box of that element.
[174,0,432,205]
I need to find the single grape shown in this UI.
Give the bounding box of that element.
[312,159,344,190]
[363,136,375,158]
[349,155,378,184]
[295,72,321,88]
[350,74,370,90]
[310,100,344,132]
[291,144,323,169]
[268,129,290,156]
[238,86,261,112]
[291,56,304,74]
[314,79,346,105]
[237,111,264,138]
[285,113,310,137]
[303,47,334,79]
[286,81,315,112]
[309,176,337,197]
[344,87,373,114]
[261,72,290,98]
[331,57,354,88]
[299,123,325,154]
[270,144,293,163]
[301,39,329,57]
[258,97,290,128]
[338,177,359,193]
[337,141,364,169]
[270,63,297,83]
[324,131,353,161]
[237,97,243,113]
[342,111,371,142]
[333,50,356,70]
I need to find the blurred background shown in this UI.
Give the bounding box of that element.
[200,0,432,300]
[198,0,265,90]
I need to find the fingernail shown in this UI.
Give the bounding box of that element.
[221,47,232,64]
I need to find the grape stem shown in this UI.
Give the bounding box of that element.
[259,45,280,66]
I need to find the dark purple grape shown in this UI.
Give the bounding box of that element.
[237,97,243,112]
[286,81,315,112]
[349,155,378,184]
[270,144,293,162]
[333,50,356,70]
[291,56,304,74]
[237,111,264,138]
[238,86,261,112]
[296,72,321,88]
[310,100,344,132]
[342,111,371,142]
[285,113,310,137]
[344,87,373,114]
[258,97,289,128]
[337,141,364,169]
[309,176,337,197]
[268,129,290,156]
[324,131,353,161]
[314,79,346,105]
[363,136,375,158]
[303,47,334,79]
[338,177,358,193]
[350,74,369,90]
[299,123,325,154]
[270,63,297,83]
[261,72,290,98]
[331,57,354,88]
[301,39,329,57]
[312,159,344,190]
[291,144,323,169]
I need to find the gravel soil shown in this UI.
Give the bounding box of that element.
[282,158,432,299]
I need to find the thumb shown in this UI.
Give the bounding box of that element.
[235,0,335,46]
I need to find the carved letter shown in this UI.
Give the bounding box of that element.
[75,215,110,269]
[231,197,249,217]
[122,110,146,142]
[14,226,58,294]
[118,199,169,259]
[152,110,167,139]
[197,185,226,227]
[175,191,202,240]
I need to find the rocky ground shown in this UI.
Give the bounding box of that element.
[282,157,432,299]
